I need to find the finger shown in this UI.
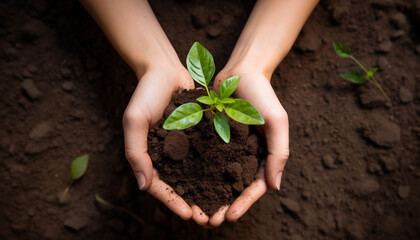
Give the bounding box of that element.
[264,109,289,190]
[123,109,154,190]
[226,168,267,222]
[191,205,209,225]
[177,68,195,91]
[208,205,229,227]
[147,170,193,220]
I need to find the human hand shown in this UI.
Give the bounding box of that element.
[123,66,198,220]
[205,69,289,227]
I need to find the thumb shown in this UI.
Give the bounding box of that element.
[123,110,154,190]
[264,110,289,190]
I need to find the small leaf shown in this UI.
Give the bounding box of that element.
[366,67,378,79]
[196,96,214,105]
[220,98,235,104]
[214,114,230,143]
[218,76,240,99]
[215,104,223,112]
[333,42,352,58]
[163,103,203,130]
[340,68,367,84]
[210,90,219,100]
[225,99,265,125]
[70,154,89,181]
[186,42,215,87]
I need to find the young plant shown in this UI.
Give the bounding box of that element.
[60,154,89,202]
[163,42,264,143]
[95,193,145,225]
[333,42,390,103]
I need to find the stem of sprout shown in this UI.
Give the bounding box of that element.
[204,86,211,98]
[60,180,73,201]
[350,55,390,103]
[350,55,368,73]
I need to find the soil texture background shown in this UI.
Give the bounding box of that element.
[0,0,419,239]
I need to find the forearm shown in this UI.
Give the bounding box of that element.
[226,0,319,79]
[80,0,181,77]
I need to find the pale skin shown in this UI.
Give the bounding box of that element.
[80,0,318,227]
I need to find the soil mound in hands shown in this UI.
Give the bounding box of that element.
[148,89,266,215]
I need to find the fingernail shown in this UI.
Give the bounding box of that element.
[276,172,282,191]
[135,172,146,190]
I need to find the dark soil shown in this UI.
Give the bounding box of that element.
[1,0,419,239]
[148,89,265,215]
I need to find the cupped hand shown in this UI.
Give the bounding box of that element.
[206,69,290,227]
[123,66,200,220]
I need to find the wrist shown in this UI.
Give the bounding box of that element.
[136,63,191,91]
[133,54,184,80]
[223,55,275,81]
[220,62,271,82]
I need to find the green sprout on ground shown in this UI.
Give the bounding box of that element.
[95,193,145,225]
[163,42,264,143]
[333,42,390,103]
[60,154,89,202]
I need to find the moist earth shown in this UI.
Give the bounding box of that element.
[148,89,265,215]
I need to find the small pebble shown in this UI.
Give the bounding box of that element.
[390,12,407,29]
[191,6,209,28]
[399,86,412,103]
[206,25,222,38]
[397,185,410,199]
[356,179,380,195]
[322,154,335,169]
[379,156,399,172]
[281,198,300,214]
[390,30,405,39]
[62,81,74,92]
[21,79,42,100]
[376,41,392,53]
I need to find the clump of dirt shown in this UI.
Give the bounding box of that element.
[147,89,266,215]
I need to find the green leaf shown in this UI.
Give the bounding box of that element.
[218,76,240,99]
[214,114,230,143]
[225,99,265,125]
[70,154,89,181]
[215,104,223,112]
[196,96,214,105]
[333,42,352,58]
[163,103,203,130]
[340,68,367,84]
[220,98,235,104]
[210,90,219,101]
[186,42,215,87]
[366,67,378,79]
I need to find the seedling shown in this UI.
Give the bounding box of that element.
[60,154,89,202]
[95,193,145,225]
[333,42,390,103]
[163,42,264,143]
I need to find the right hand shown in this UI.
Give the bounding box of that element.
[123,66,197,220]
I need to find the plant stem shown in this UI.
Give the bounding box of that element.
[370,76,391,103]
[112,205,145,225]
[349,55,368,73]
[209,106,215,125]
[61,180,73,200]
[350,55,390,103]
[95,194,145,225]
[204,86,211,98]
